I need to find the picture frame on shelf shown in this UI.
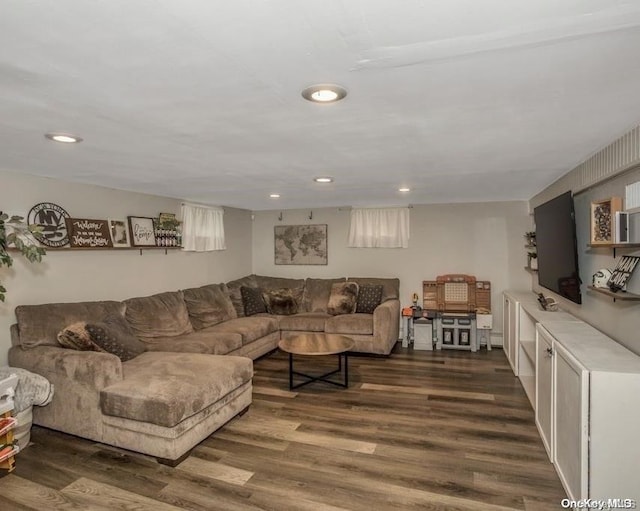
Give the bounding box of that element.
[108,219,130,247]
[127,216,156,247]
[590,197,622,245]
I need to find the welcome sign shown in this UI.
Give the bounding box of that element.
[65,218,113,248]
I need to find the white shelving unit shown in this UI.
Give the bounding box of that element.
[503,290,640,502]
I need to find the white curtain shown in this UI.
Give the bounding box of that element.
[348,207,410,248]
[181,203,226,251]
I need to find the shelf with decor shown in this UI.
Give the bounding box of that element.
[524,231,537,272]
[9,246,181,255]
[586,242,640,258]
[587,286,640,302]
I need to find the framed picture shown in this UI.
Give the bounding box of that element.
[590,197,622,245]
[108,219,130,247]
[274,224,327,265]
[128,216,156,247]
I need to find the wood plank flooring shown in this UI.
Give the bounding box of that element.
[0,347,567,510]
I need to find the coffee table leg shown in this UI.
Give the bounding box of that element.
[289,353,294,390]
[288,352,350,390]
[344,353,349,388]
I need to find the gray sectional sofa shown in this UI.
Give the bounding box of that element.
[7,275,400,464]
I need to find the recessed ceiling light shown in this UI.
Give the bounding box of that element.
[314,177,334,183]
[45,133,83,143]
[270,194,280,198]
[302,84,347,103]
[399,187,411,192]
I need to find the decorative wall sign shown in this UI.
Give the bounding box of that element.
[274,224,327,265]
[65,218,113,248]
[607,255,640,292]
[27,202,70,247]
[108,219,130,247]
[128,216,157,247]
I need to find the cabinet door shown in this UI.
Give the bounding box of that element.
[503,295,518,375]
[553,342,589,500]
[535,325,554,461]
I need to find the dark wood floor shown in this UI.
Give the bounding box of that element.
[0,346,566,510]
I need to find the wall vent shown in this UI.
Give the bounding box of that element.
[626,181,640,211]
[578,126,640,189]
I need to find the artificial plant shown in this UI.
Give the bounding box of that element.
[0,212,46,301]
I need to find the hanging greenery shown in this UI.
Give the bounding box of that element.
[0,212,47,302]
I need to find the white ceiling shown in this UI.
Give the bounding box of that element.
[2,1,640,210]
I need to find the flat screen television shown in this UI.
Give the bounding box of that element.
[534,191,582,304]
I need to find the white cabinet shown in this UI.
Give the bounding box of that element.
[552,340,589,501]
[504,291,640,501]
[503,291,574,408]
[534,325,554,459]
[534,321,640,502]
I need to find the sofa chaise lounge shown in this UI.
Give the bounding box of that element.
[7,275,400,464]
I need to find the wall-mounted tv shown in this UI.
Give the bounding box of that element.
[534,191,582,304]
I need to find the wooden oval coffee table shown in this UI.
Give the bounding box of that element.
[278,333,355,390]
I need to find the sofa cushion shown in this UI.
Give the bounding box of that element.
[347,277,400,302]
[226,274,258,317]
[15,301,126,349]
[325,313,374,335]
[241,286,267,316]
[279,312,330,332]
[355,284,384,314]
[124,291,193,341]
[206,316,278,345]
[327,282,359,315]
[183,283,237,329]
[262,288,298,315]
[101,352,253,428]
[301,278,346,313]
[143,329,242,355]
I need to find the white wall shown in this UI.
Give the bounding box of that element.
[252,202,532,340]
[0,170,252,365]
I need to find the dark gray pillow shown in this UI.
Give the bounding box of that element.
[241,286,266,316]
[327,282,359,315]
[356,284,383,314]
[100,314,146,357]
[56,317,144,362]
[84,323,140,362]
[262,288,298,315]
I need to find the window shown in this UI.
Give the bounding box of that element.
[180,203,226,251]
[348,207,410,248]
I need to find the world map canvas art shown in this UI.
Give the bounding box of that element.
[274,224,327,265]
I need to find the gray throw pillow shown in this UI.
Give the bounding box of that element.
[99,314,146,357]
[262,288,299,315]
[84,323,140,362]
[241,286,267,316]
[355,284,384,314]
[327,282,360,315]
